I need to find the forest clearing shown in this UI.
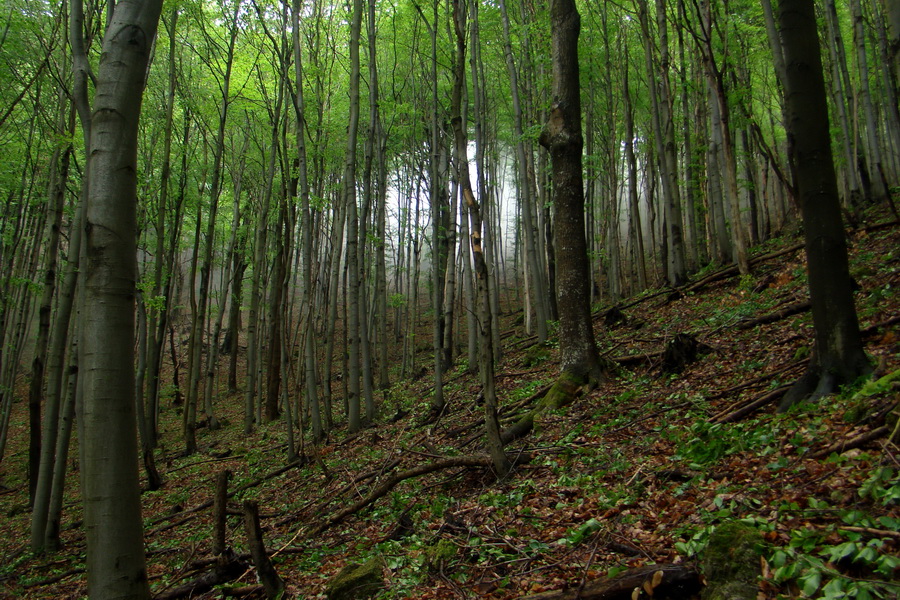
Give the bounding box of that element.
[1,0,900,597]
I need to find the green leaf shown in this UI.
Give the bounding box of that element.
[800,570,821,597]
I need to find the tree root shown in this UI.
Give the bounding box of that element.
[778,368,839,412]
[500,371,589,445]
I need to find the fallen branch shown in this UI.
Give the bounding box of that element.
[707,360,807,400]
[23,567,86,588]
[839,526,900,541]
[220,585,266,597]
[517,564,701,600]
[445,384,553,441]
[147,460,301,531]
[861,315,900,337]
[810,425,891,459]
[736,300,811,330]
[275,457,402,528]
[152,551,247,600]
[683,243,805,295]
[309,455,505,537]
[711,385,791,424]
[610,350,664,367]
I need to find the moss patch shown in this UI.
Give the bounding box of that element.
[700,521,765,600]
[541,370,586,410]
[325,556,385,600]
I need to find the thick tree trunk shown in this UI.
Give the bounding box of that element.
[77,0,162,595]
[539,0,603,385]
[777,0,871,411]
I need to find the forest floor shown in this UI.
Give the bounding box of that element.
[0,207,899,599]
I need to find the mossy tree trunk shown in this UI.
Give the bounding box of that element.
[539,0,604,398]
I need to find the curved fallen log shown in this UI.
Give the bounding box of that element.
[735,300,811,330]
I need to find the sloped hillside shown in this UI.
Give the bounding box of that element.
[1,213,898,599]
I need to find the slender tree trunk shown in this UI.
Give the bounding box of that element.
[822,0,864,207]
[850,0,888,199]
[452,0,509,478]
[245,97,283,435]
[344,0,363,432]
[30,92,74,547]
[291,0,322,439]
[623,49,648,291]
[145,8,179,451]
[500,0,548,342]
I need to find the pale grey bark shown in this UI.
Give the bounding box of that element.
[291,0,322,440]
[77,0,162,595]
[452,0,509,477]
[707,85,731,264]
[623,47,647,291]
[245,103,282,435]
[499,0,548,343]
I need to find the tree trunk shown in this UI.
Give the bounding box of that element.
[291,0,322,439]
[777,0,871,410]
[500,0,548,342]
[850,0,888,199]
[451,0,509,478]
[539,0,603,386]
[77,0,162,595]
[623,45,648,291]
[344,0,363,432]
[29,91,73,548]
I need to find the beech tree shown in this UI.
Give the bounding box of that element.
[74,0,163,595]
[776,0,871,410]
[539,0,603,393]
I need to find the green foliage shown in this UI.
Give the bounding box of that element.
[556,517,602,546]
[762,468,900,599]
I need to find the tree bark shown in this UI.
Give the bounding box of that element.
[77,0,162,596]
[451,0,509,478]
[539,0,603,385]
[777,0,871,411]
